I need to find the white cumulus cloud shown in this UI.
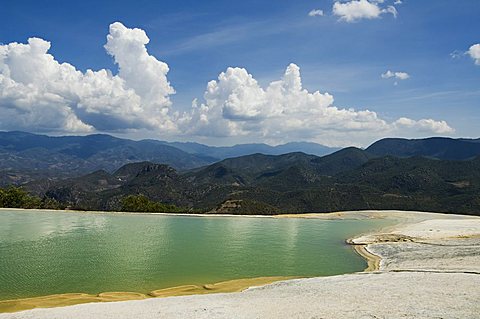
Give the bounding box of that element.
[0,22,177,133]
[467,43,480,65]
[181,64,452,146]
[393,118,453,134]
[333,0,398,22]
[308,9,324,17]
[381,70,410,80]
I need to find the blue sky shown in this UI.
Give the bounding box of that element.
[1,0,479,146]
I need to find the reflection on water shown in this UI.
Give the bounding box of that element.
[280,218,301,269]
[0,210,107,242]
[0,209,391,300]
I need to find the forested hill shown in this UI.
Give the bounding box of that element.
[0,131,336,185]
[366,137,480,160]
[0,131,215,185]
[23,148,480,216]
[2,132,480,216]
[2,131,480,187]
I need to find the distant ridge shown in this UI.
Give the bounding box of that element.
[156,141,339,159]
[0,131,337,185]
[366,137,480,160]
[0,131,214,185]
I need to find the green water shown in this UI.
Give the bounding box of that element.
[0,210,390,300]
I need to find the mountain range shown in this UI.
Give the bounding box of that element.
[0,131,338,185]
[3,131,480,215]
[21,136,480,216]
[157,140,339,160]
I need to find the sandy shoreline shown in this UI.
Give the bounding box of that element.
[0,277,297,313]
[1,210,479,318]
[0,206,464,220]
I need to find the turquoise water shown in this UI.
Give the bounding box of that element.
[0,209,390,300]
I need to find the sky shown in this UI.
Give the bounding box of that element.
[1,0,479,147]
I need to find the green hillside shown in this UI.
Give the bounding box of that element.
[20,148,480,216]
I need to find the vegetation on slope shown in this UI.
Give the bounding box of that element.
[4,135,480,216]
[366,137,480,160]
[0,131,216,185]
[0,186,183,213]
[19,148,480,216]
[120,195,183,213]
[0,186,62,209]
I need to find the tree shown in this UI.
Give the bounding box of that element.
[0,186,41,208]
[120,194,181,213]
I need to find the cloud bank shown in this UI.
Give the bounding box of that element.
[0,22,176,133]
[0,22,454,146]
[181,63,452,146]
